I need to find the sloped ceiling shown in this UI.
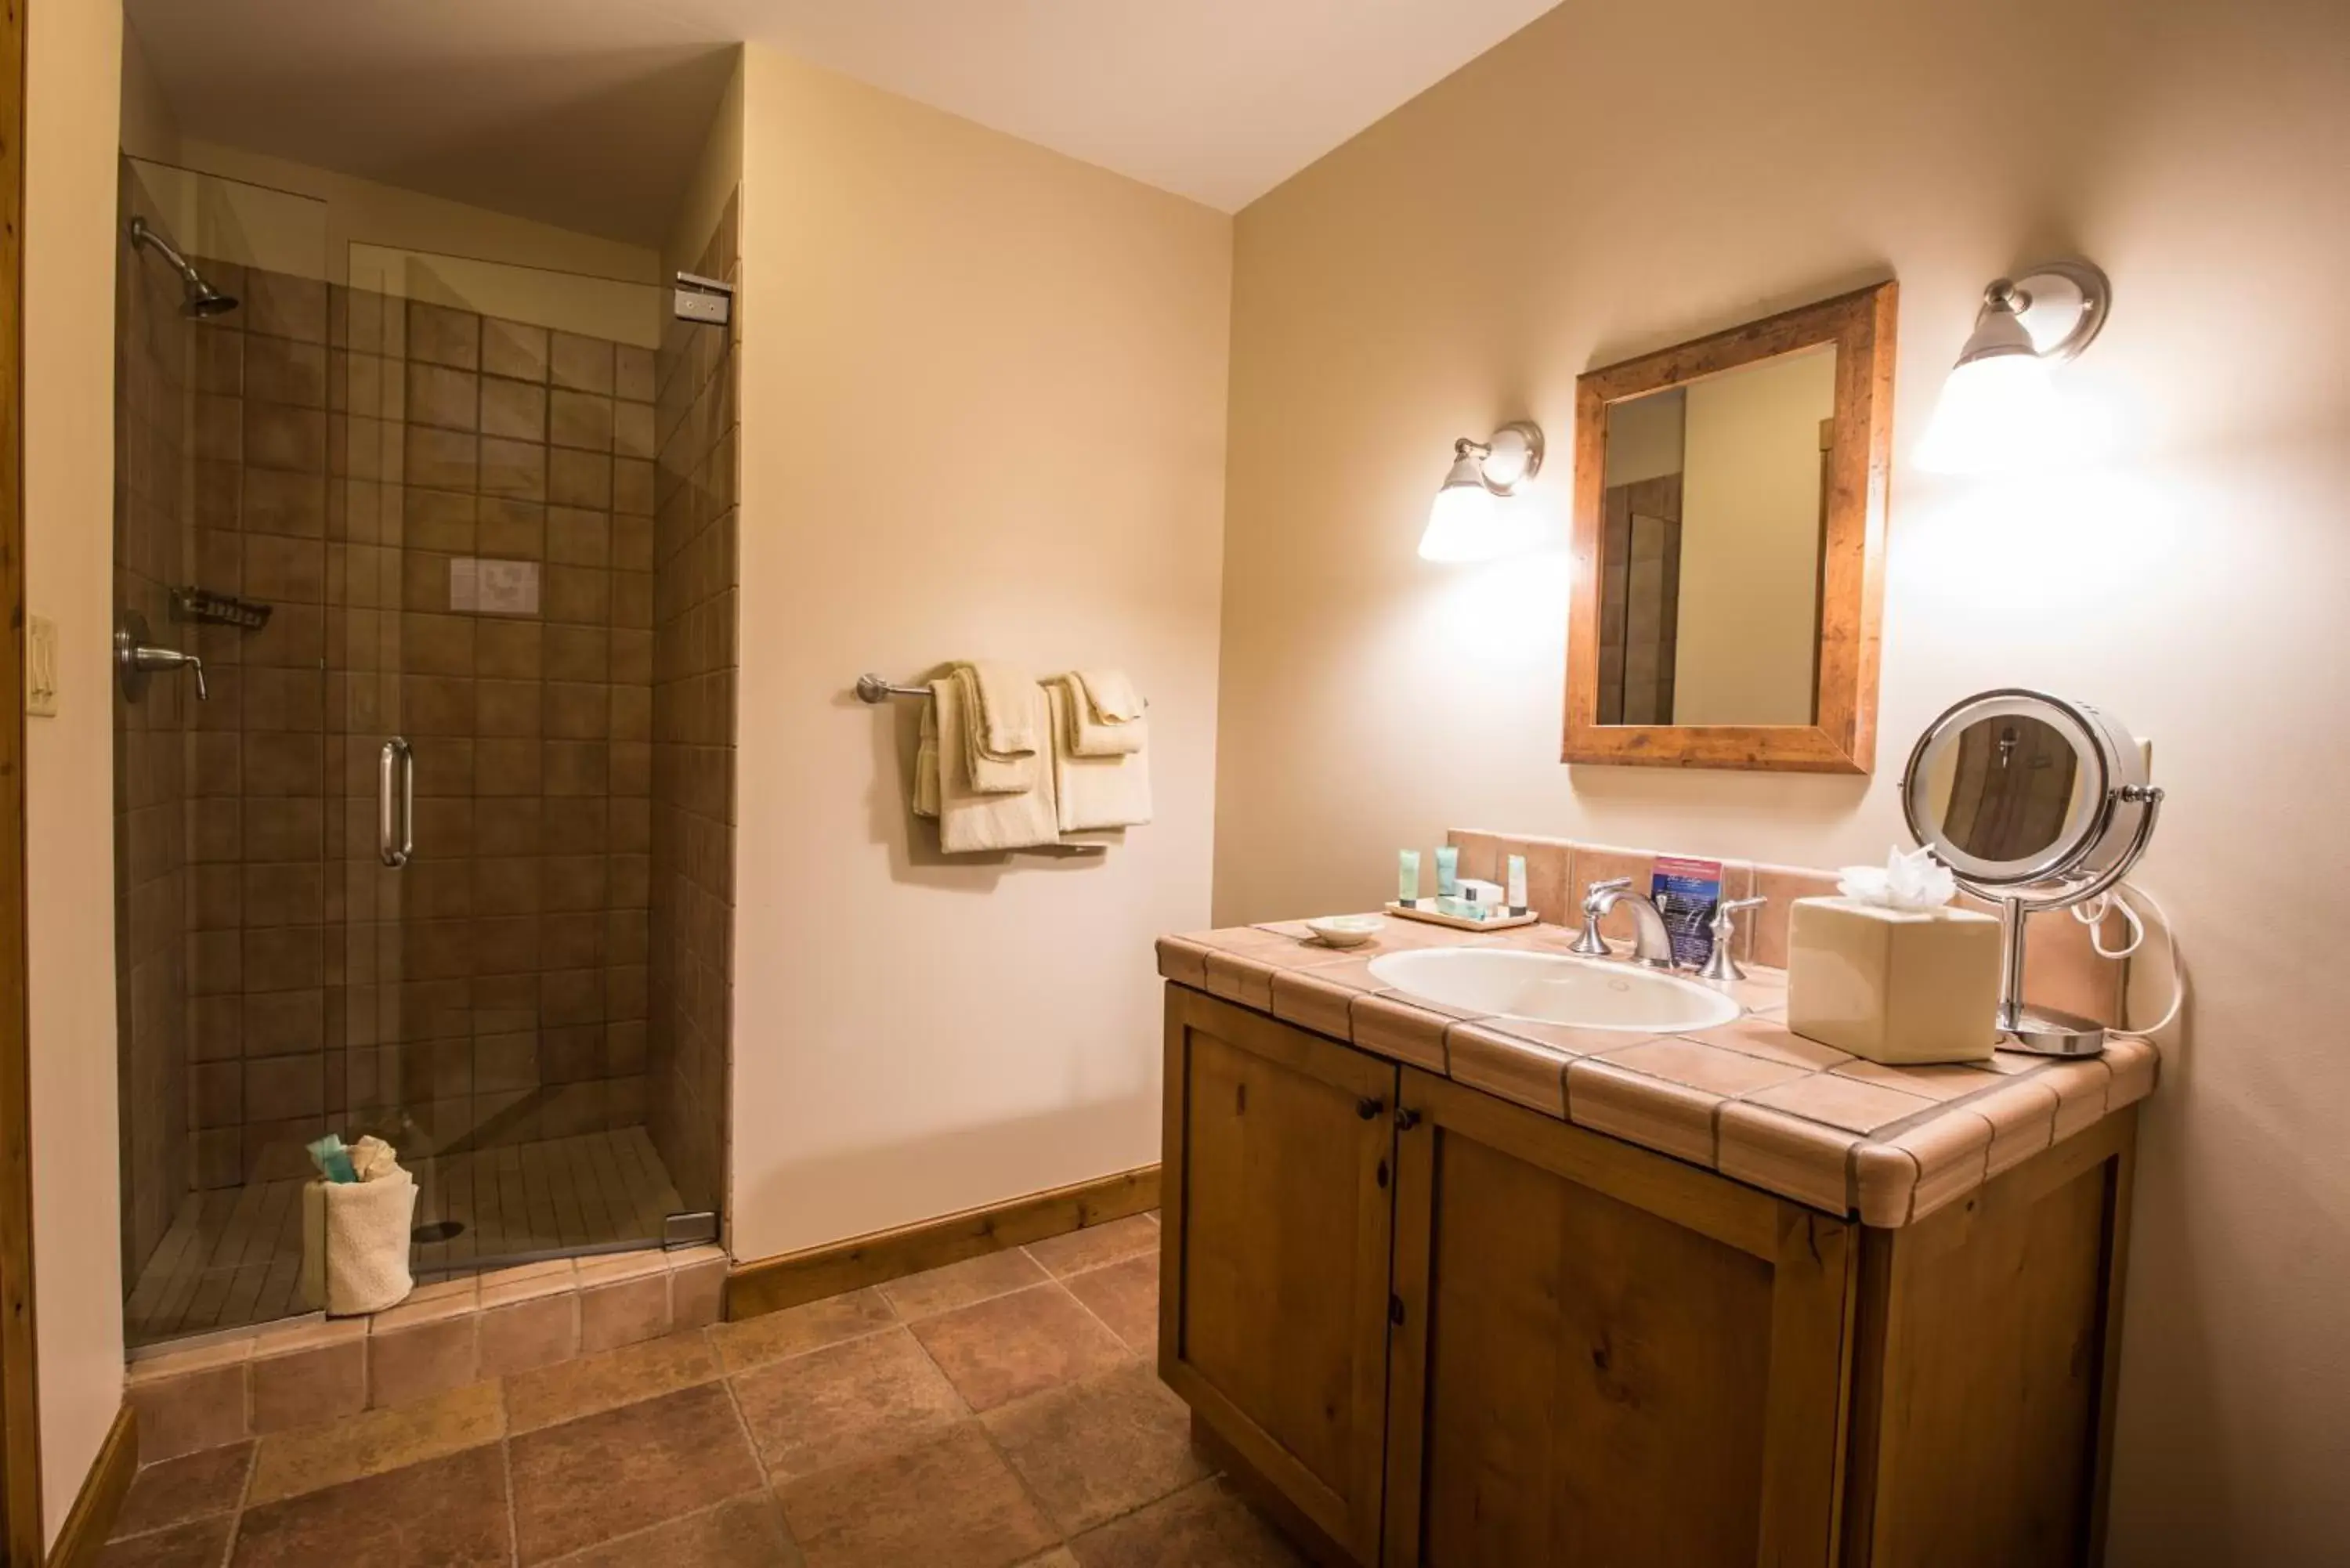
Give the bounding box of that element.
[125,0,1560,243]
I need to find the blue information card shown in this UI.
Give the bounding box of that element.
[1649,856,1725,970]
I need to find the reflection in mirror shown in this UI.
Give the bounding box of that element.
[1596,344,1837,727]
[1923,715,2092,865]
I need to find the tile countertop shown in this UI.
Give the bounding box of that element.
[1156,915,2157,1230]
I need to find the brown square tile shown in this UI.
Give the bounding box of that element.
[112,1442,253,1538]
[479,1293,579,1379]
[247,272,327,345]
[407,362,478,431]
[251,1336,366,1435]
[1686,1015,1854,1071]
[549,449,612,509]
[709,1288,895,1375]
[508,1382,762,1563]
[1599,1035,1813,1097]
[671,1260,725,1330]
[880,1249,1050,1321]
[1716,1102,1859,1213]
[982,1363,1207,1534]
[579,1274,671,1353]
[481,375,547,442]
[406,425,477,491]
[1441,1022,1571,1117]
[127,1364,249,1462]
[1347,993,1451,1071]
[1066,1476,1304,1566]
[367,1316,477,1408]
[1063,1252,1157,1355]
[731,1325,965,1480]
[233,1444,508,1567]
[615,344,655,401]
[1745,1071,1938,1135]
[550,388,614,451]
[479,497,547,559]
[483,318,549,382]
[549,1491,799,1568]
[909,1284,1130,1414]
[99,1516,234,1567]
[550,331,614,394]
[1025,1216,1156,1280]
[247,1381,503,1505]
[503,1328,722,1434]
[480,435,548,502]
[776,1422,1054,1568]
[408,302,480,370]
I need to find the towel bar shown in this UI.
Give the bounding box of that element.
[855,673,1146,707]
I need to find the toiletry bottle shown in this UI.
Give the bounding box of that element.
[1398,851,1422,908]
[1435,845,1460,898]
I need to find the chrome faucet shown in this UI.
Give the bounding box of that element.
[1567,877,1679,970]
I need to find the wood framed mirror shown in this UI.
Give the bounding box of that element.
[1564,281,1896,773]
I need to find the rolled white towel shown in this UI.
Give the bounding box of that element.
[302,1166,418,1317]
[1063,669,1147,757]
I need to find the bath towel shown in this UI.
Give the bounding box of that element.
[1065,668,1148,757]
[931,675,1061,852]
[913,695,941,818]
[1047,677,1152,833]
[953,662,1039,793]
[300,1161,418,1317]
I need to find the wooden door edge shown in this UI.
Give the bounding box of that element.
[0,0,45,1554]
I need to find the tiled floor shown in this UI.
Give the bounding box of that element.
[101,1212,1307,1567]
[127,1129,684,1347]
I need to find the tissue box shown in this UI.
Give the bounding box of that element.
[1785,896,2002,1064]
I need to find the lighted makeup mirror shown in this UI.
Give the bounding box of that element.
[1902,689,2164,1056]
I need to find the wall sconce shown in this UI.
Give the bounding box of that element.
[1917,260,2110,475]
[1418,420,1546,562]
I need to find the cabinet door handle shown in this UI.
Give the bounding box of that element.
[1356,1097,1384,1121]
[1375,1158,1389,1189]
[1395,1107,1422,1131]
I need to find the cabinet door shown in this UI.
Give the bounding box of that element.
[1383,1068,1853,1568]
[1162,987,1399,1564]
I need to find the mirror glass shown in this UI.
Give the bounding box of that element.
[1594,343,1837,727]
[1916,713,2098,869]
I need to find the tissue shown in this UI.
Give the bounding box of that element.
[1836,846,1958,912]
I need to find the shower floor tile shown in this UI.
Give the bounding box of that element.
[126,1128,684,1348]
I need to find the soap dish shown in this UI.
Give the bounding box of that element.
[1385,901,1539,932]
[1306,914,1384,948]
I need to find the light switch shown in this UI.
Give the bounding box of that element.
[25,615,58,717]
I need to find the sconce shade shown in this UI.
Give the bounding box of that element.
[1918,262,2108,475]
[1418,421,1546,561]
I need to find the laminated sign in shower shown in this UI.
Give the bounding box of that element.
[450,558,539,616]
[1650,856,1725,969]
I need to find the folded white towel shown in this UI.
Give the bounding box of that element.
[1047,677,1152,833]
[932,676,1061,852]
[955,663,1038,793]
[913,695,941,818]
[1063,669,1147,757]
[301,1165,418,1317]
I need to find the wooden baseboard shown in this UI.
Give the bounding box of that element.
[45,1405,135,1568]
[726,1164,1159,1321]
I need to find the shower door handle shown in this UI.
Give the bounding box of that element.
[378,737,414,868]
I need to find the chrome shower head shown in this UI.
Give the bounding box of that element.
[126,215,239,318]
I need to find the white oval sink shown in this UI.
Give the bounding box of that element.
[1368,948,1738,1033]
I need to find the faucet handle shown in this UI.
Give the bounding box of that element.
[1581,876,1632,912]
[1697,896,1768,982]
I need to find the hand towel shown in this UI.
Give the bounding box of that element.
[932,675,1061,852]
[1064,668,1148,757]
[913,695,941,818]
[301,1166,418,1316]
[1048,677,1152,832]
[954,662,1039,793]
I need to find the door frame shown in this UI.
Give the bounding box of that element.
[0,0,45,1559]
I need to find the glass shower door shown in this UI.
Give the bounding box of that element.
[333,247,682,1274]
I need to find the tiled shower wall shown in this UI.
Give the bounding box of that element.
[171,261,662,1190]
[647,191,739,1218]
[333,292,660,1172]
[114,176,197,1274]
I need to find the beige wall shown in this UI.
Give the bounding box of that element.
[25,0,132,1538]
[1675,345,1835,724]
[667,52,743,277]
[730,46,1230,1261]
[1216,0,2350,1557]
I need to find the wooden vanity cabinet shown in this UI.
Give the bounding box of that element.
[1159,985,1402,1563]
[1381,1069,1850,1567]
[1161,987,2138,1568]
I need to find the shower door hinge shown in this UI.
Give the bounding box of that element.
[663,1210,721,1249]
[674,272,732,327]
